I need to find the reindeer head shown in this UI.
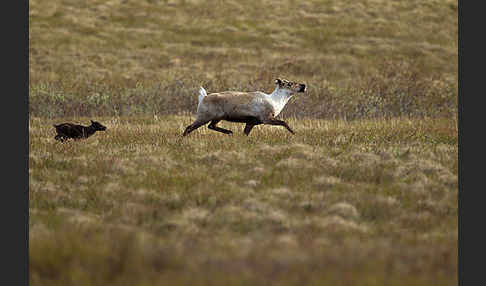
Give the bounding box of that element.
[275,78,306,94]
[90,120,107,131]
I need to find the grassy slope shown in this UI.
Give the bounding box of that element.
[30,116,457,286]
[29,0,458,285]
[29,0,458,84]
[29,0,458,119]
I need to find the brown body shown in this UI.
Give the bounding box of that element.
[183,78,306,136]
[201,92,273,122]
[53,120,107,142]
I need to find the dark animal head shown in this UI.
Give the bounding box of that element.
[275,78,306,94]
[90,120,107,131]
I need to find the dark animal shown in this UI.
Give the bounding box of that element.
[53,120,107,142]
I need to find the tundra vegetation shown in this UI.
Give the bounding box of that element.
[29,0,458,285]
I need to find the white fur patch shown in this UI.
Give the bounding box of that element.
[267,86,294,116]
[197,86,208,112]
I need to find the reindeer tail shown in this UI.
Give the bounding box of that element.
[197,86,207,111]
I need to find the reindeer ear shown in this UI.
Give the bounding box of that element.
[275,78,282,85]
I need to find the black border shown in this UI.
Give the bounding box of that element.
[2,0,29,285]
[458,1,480,286]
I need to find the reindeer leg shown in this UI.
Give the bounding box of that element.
[55,134,68,142]
[208,120,233,135]
[182,119,211,137]
[243,123,255,136]
[262,118,295,134]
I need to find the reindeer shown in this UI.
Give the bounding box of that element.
[53,120,107,142]
[182,78,306,136]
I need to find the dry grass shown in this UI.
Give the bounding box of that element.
[29,0,457,119]
[29,116,457,285]
[29,0,457,83]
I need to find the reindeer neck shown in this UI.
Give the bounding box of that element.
[267,87,293,117]
[84,125,97,137]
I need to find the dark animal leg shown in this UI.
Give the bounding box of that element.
[55,134,66,142]
[263,119,295,134]
[208,120,233,135]
[182,119,211,137]
[243,124,255,136]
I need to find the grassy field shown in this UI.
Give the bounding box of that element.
[30,116,457,285]
[29,0,457,119]
[29,0,458,285]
